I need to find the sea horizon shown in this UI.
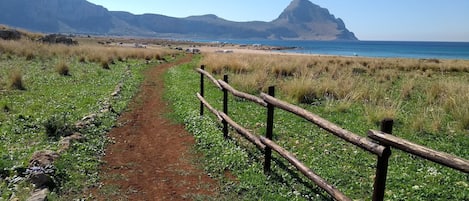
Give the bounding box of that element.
[192,39,469,60]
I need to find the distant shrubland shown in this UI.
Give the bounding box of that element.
[201,52,469,133]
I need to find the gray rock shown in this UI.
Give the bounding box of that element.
[29,172,53,188]
[0,29,21,40]
[29,150,59,168]
[40,34,78,45]
[59,132,84,153]
[26,188,49,201]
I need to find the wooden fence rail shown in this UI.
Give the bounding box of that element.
[196,93,222,122]
[368,130,469,173]
[220,112,266,150]
[196,66,222,89]
[260,136,351,201]
[260,92,386,157]
[218,80,268,107]
[195,66,469,201]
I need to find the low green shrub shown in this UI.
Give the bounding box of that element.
[0,155,13,179]
[43,114,74,140]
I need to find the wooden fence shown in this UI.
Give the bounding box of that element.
[195,65,469,201]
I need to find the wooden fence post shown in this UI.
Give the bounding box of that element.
[223,74,229,139]
[199,65,205,116]
[264,86,275,174]
[372,118,393,201]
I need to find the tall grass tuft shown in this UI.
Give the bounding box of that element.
[8,70,25,90]
[364,100,401,126]
[425,82,447,104]
[400,79,415,100]
[280,78,320,104]
[101,60,110,70]
[231,71,271,94]
[443,82,469,130]
[78,55,87,63]
[56,61,71,76]
[271,65,298,78]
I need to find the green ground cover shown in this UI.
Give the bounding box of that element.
[0,53,152,200]
[165,57,468,200]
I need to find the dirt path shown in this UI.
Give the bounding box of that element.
[95,55,217,200]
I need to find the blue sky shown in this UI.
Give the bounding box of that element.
[86,0,469,42]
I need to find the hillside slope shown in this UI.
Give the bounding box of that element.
[0,0,357,40]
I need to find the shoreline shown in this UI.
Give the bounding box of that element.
[80,36,468,60]
[197,45,316,56]
[196,44,469,61]
[190,40,469,60]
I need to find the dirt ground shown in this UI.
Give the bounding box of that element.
[94,55,218,200]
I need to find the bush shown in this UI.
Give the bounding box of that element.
[2,104,10,113]
[78,56,87,63]
[56,61,71,76]
[101,60,110,70]
[8,70,25,90]
[0,155,12,179]
[154,54,161,60]
[43,114,74,140]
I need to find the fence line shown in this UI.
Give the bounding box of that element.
[218,80,267,107]
[260,92,386,156]
[196,92,222,121]
[368,130,469,173]
[196,66,222,89]
[219,112,266,150]
[260,136,352,201]
[195,66,469,201]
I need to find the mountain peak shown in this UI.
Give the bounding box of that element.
[276,0,330,24]
[287,0,317,10]
[272,0,357,40]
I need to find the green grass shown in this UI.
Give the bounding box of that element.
[165,56,469,200]
[0,53,154,200]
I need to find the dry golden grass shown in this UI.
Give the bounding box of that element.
[8,69,25,90]
[364,101,401,125]
[55,61,70,76]
[230,71,271,94]
[101,60,110,70]
[442,81,469,130]
[400,79,415,100]
[200,52,469,133]
[0,38,174,64]
[280,77,317,103]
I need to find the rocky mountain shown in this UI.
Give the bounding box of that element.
[272,0,357,40]
[0,0,358,40]
[0,0,113,33]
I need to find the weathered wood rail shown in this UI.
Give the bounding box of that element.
[260,92,386,156]
[195,66,469,201]
[368,130,469,173]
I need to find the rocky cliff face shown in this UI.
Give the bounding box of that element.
[0,0,113,33]
[0,0,358,40]
[272,0,357,40]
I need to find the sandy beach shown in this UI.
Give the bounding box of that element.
[196,44,322,57]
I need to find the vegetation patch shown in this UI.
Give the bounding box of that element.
[8,69,25,90]
[0,34,175,200]
[165,54,468,200]
[42,114,74,140]
[55,61,71,76]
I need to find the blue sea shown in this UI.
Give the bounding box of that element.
[197,39,469,60]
